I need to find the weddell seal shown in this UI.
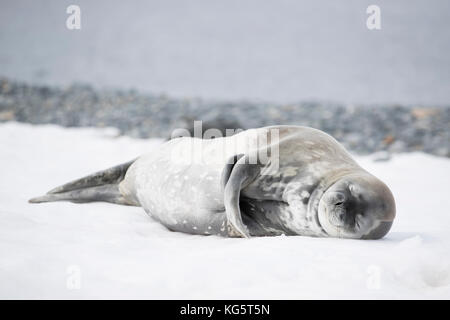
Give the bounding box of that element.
[29,125,396,239]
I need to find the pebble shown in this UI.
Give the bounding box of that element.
[0,78,448,158]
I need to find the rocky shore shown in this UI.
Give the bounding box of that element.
[1,78,448,158]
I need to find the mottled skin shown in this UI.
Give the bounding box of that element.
[120,126,395,239]
[30,126,396,239]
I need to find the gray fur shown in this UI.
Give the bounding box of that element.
[29,125,396,240]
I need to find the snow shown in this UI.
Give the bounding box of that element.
[0,122,449,299]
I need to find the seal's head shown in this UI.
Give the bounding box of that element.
[318,172,396,239]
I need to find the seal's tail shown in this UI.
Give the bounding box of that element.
[28,160,137,206]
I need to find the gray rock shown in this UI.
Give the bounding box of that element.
[0,77,449,158]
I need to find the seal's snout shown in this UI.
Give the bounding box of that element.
[318,172,396,240]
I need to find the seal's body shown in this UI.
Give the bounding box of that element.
[30,126,396,239]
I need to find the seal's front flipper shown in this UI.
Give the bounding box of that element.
[222,154,260,238]
[29,160,138,206]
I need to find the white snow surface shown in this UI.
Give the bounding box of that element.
[0,122,449,299]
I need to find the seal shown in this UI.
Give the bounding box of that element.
[29,125,396,239]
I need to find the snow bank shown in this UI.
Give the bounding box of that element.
[0,122,449,299]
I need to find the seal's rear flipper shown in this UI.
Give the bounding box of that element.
[29,160,138,206]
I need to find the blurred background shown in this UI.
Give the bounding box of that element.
[0,0,449,156]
